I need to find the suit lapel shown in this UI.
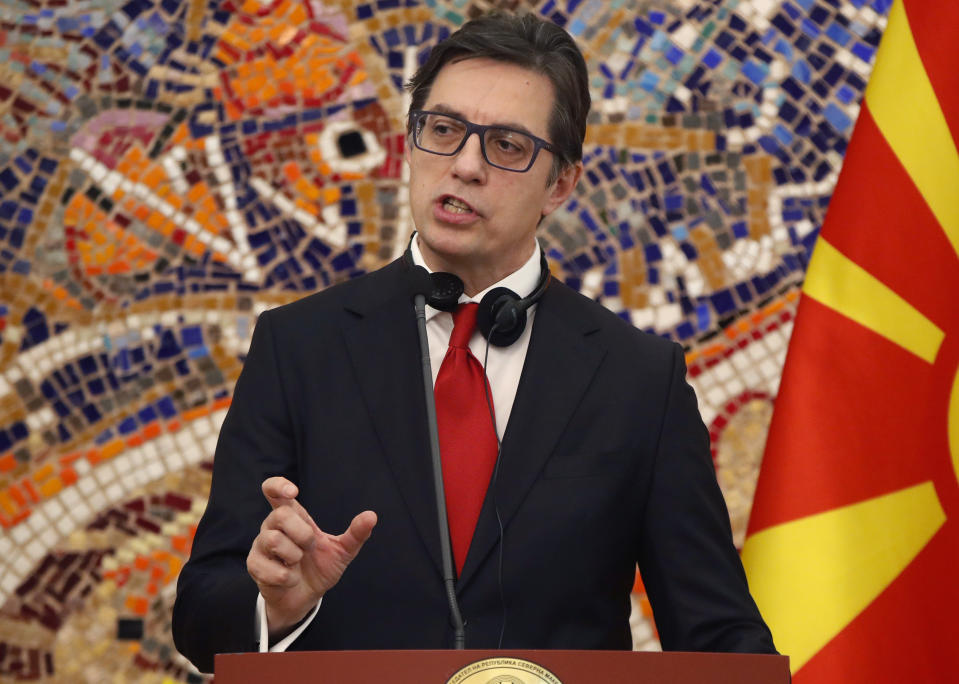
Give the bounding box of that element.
[341,262,444,576]
[458,282,606,588]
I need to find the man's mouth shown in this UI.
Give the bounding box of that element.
[440,196,474,215]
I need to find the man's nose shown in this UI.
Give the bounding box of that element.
[450,132,487,182]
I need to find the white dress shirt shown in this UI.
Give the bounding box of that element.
[255,237,542,651]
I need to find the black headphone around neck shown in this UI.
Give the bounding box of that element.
[403,236,550,347]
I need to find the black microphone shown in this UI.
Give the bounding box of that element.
[407,264,467,649]
[406,264,434,304]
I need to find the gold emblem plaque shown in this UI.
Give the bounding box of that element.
[446,657,563,684]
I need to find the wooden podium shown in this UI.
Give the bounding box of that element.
[215,649,790,683]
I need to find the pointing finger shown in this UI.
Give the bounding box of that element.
[261,477,321,535]
[262,476,298,506]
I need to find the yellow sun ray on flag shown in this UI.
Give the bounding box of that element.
[865,0,959,261]
[802,238,944,364]
[742,482,946,672]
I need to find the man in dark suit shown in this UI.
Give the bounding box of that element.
[172,12,775,673]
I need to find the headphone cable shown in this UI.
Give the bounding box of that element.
[481,325,508,649]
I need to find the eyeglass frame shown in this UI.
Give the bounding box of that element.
[409,109,561,173]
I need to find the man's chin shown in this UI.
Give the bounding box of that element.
[417,231,480,267]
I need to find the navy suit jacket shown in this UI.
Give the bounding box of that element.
[173,258,775,673]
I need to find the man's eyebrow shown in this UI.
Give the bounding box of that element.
[428,103,537,136]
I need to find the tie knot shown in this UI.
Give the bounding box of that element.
[449,302,479,348]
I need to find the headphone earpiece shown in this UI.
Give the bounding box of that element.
[426,271,463,312]
[474,249,550,347]
[477,287,527,347]
[403,241,464,311]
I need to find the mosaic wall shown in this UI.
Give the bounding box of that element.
[0,0,889,679]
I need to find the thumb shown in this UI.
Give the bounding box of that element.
[335,510,378,558]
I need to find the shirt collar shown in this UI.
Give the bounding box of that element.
[409,234,543,322]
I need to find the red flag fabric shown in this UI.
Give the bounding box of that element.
[742,0,959,680]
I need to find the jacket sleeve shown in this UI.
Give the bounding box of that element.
[637,343,777,654]
[172,310,299,673]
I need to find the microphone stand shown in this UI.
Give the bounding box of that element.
[413,293,466,649]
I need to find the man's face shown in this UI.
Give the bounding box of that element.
[406,58,581,292]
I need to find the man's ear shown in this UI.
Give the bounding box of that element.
[542,161,583,217]
[404,138,412,166]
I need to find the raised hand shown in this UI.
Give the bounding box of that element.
[246,476,377,638]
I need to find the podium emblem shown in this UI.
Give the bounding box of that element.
[446,657,562,684]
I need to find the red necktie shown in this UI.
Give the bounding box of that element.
[434,302,498,576]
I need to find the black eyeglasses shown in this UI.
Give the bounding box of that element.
[410,109,558,173]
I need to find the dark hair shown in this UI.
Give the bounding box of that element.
[406,12,590,184]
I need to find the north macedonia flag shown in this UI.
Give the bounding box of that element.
[742,1,959,681]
